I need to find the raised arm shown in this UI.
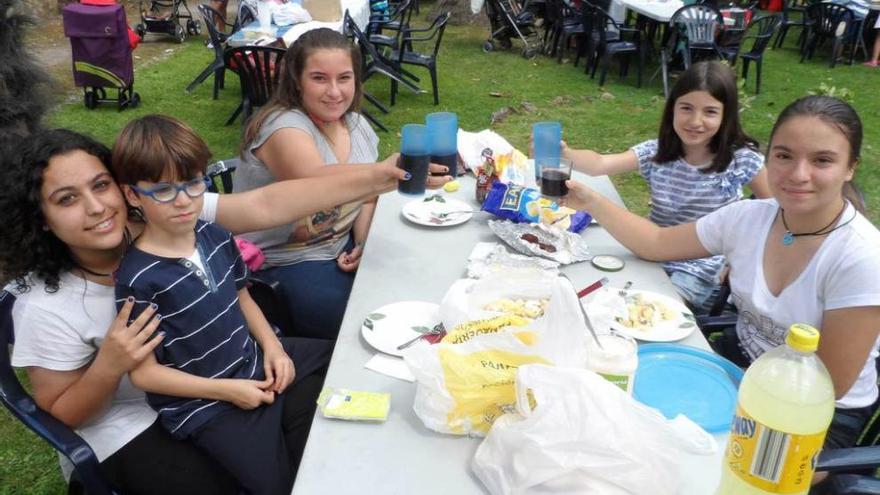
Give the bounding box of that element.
[748,167,772,199]
[214,154,403,235]
[818,306,880,400]
[564,180,711,262]
[27,300,163,428]
[562,142,640,177]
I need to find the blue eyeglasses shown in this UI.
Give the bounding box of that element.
[130,177,212,203]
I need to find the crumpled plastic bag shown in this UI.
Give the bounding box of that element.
[403,272,588,436]
[473,364,718,495]
[272,2,311,25]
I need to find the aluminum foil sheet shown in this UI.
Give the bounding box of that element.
[488,220,591,264]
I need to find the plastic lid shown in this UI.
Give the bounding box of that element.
[591,255,624,272]
[786,323,820,352]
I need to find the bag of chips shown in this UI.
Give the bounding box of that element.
[481,181,591,233]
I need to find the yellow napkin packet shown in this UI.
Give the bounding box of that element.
[317,387,391,422]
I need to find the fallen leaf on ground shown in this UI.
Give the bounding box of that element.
[520,101,537,113]
[489,91,505,97]
[491,106,517,125]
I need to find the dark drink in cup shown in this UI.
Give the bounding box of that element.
[398,153,430,195]
[398,123,430,196]
[426,112,458,178]
[541,169,569,197]
[429,153,457,177]
[539,158,572,199]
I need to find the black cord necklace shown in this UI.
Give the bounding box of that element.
[780,202,854,246]
[73,227,131,278]
[75,264,113,278]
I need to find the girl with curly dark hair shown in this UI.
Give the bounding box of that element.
[0,127,411,493]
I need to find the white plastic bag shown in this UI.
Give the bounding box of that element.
[473,364,717,495]
[403,274,588,436]
[272,3,311,25]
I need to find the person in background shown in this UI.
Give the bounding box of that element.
[560,61,770,314]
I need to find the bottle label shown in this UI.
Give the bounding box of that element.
[724,405,827,493]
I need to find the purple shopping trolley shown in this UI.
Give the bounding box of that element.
[62,2,140,110]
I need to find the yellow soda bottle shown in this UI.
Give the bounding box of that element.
[716,324,835,495]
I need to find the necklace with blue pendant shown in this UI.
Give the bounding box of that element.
[779,203,853,246]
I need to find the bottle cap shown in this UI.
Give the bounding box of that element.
[786,323,820,352]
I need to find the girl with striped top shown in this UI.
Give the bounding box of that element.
[563,61,770,313]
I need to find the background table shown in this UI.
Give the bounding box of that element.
[615,0,684,23]
[292,174,727,495]
[281,0,370,47]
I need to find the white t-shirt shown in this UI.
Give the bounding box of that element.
[7,197,220,477]
[697,199,880,408]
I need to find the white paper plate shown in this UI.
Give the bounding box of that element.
[402,194,474,227]
[608,289,696,342]
[361,301,441,357]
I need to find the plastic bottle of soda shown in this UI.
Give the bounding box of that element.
[717,324,835,495]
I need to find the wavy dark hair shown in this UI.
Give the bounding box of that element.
[654,61,758,173]
[769,95,866,214]
[0,0,54,136]
[241,27,363,154]
[0,129,113,293]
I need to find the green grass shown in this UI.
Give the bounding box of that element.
[7,4,880,491]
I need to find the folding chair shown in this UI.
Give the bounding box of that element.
[0,290,120,495]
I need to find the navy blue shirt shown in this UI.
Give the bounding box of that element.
[115,220,263,438]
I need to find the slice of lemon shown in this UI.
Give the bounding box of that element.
[443,180,460,193]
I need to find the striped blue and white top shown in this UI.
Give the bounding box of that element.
[115,220,261,439]
[632,139,764,284]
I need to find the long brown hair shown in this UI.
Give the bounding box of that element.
[654,61,758,173]
[241,28,364,155]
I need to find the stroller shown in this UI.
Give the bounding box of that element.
[483,0,543,59]
[134,0,200,43]
[62,2,140,110]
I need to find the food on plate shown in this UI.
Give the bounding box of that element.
[520,233,557,253]
[615,294,677,331]
[483,298,549,319]
[443,314,532,345]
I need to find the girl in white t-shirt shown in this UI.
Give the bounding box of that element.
[561,61,770,314]
[563,95,880,455]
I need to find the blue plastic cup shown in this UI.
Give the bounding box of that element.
[426,112,458,177]
[398,124,430,196]
[533,122,562,181]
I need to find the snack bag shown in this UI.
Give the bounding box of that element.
[403,273,589,436]
[481,181,592,233]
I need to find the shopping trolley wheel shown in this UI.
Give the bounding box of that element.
[187,19,201,36]
[482,40,495,53]
[84,91,98,109]
[130,92,141,109]
[135,23,146,39]
[175,25,186,43]
[523,47,538,60]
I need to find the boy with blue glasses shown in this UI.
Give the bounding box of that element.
[111,114,331,494]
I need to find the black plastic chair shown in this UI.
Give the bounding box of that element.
[544,0,585,60]
[720,14,781,94]
[185,4,232,98]
[586,5,646,87]
[369,0,413,50]
[390,12,450,106]
[223,45,285,126]
[800,2,854,68]
[773,0,812,50]
[0,291,120,495]
[345,10,420,105]
[660,4,724,97]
